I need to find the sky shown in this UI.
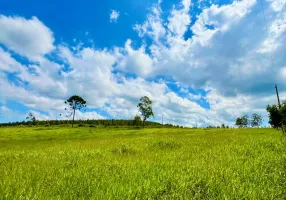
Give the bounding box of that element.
[0,0,285,127]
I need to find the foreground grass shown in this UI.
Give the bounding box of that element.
[0,127,285,199]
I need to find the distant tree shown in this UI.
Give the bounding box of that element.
[241,115,249,127]
[250,113,263,127]
[137,96,154,128]
[235,115,249,128]
[221,124,225,128]
[235,117,242,127]
[26,113,36,125]
[65,95,87,128]
[133,115,142,127]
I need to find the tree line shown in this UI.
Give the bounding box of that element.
[234,99,286,130]
[0,119,162,127]
[1,95,185,128]
[235,113,263,128]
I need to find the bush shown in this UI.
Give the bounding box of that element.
[111,145,135,155]
[151,140,181,150]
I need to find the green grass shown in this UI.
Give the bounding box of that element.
[0,127,285,199]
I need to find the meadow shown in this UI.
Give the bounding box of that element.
[0,126,285,199]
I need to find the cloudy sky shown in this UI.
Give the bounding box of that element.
[0,0,285,127]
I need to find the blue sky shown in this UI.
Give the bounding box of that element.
[0,0,285,126]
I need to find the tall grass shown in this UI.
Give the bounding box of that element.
[0,127,285,199]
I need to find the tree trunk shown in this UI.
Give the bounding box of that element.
[143,118,146,128]
[72,108,75,128]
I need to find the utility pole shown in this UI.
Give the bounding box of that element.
[275,84,285,135]
[275,84,281,108]
[189,117,198,128]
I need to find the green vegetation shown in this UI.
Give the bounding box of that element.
[0,127,285,199]
[64,95,87,128]
[235,113,263,128]
[0,119,162,127]
[137,96,154,127]
[267,100,286,129]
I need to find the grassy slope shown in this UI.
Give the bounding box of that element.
[0,127,285,199]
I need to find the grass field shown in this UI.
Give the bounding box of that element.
[0,127,285,199]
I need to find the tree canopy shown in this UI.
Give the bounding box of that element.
[65,95,87,127]
[235,115,249,128]
[250,113,263,127]
[137,96,154,127]
[266,101,286,129]
[26,112,36,124]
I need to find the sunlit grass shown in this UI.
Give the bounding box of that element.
[0,127,285,199]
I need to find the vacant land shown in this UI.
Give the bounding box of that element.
[0,127,285,199]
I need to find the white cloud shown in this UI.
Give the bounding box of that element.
[134,0,285,97]
[168,0,191,37]
[133,1,166,44]
[117,40,153,77]
[127,0,286,126]
[73,111,105,120]
[58,45,118,107]
[110,10,120,23]
[29,110,51,121]
[0,15,55,61]
[267,0,286,12]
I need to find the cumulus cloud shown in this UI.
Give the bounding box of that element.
[133,1,166,44]
[168,0,191,37]
[73,111,105,120]
[0,15,54,61]
[110,10,120,23]
[135,0,285,94]
[116,40,153,77]
[128,0,286,125]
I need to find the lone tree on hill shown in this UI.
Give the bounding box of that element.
[137,96,154,128]
[250,113,263,127]
[26,112,36,125]
[65,95,87,128]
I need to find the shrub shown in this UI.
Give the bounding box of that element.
[111,145,135,155]
[151,140,181,150]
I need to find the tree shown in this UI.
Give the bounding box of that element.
[137,96,154,127]
[65,95,87,128]
[133,115,142,127]
[250,113,263,127]
[26,113,36,125]
[235,117,242,127]
[235,115,249,128]
[266,104,283,129]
